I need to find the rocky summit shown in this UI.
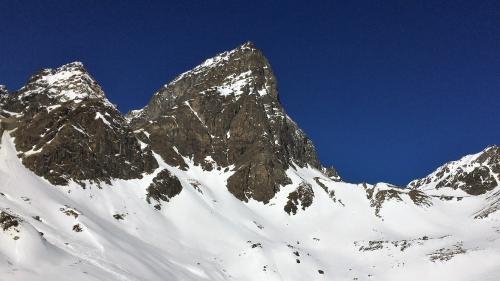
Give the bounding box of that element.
[0,43,499,281]
[0,62,157,186]
[129,42,336,203]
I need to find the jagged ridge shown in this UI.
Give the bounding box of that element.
[409,145,500,195]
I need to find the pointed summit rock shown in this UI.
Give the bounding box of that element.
[130,41,279,124]
[129,42,334,203]
[0,62,158,186]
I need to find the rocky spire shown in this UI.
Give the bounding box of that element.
[129,42,335,203]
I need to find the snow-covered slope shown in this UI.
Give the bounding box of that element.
[1,43,499,281]
[1,129,500,281]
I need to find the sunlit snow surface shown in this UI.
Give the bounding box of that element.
[1,132,500,281]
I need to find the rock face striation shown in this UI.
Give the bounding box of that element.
[0,62,157,186]
[128,42,337,203]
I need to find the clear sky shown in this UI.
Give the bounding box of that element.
[1,1,499,185]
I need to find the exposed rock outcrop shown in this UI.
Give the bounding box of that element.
[284,182,314,215]
[0,62,158,186]
[362,183,433,217]
[129,42,327,203]
[409,146,500,195]
[0,211,20,231]
[146,169,183,209]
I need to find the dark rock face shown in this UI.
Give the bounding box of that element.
[284,182,314,215]
[409,146,500,195]
[0,62,158,186]
[0,211,20,231]
[475,145,500,182]
[228,154,292,203]
[362,183,432,217]
[408,190,433,207]
[146,169,183,209]
[440,166,497,195]
[129,42,327,203]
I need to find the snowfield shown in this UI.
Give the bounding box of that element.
[1,131,500,281]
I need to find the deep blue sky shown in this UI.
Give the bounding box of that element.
[1,1,499,185]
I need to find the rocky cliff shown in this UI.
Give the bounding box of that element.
[128,42,338,203]
[0,62,157,186]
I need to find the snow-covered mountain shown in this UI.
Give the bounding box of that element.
[0,62,157,186]
[127,42,332,204]
[409,145,500,219]
[1,43,499,281]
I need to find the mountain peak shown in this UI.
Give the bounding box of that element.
[166,41,268,87]
[55,61,85,70]
[37,61,88,83]
[17,61,108,105]
[130,42,278,123]
[238,40,257,50]
[409,144,500,195]
[62,60,84,67]
[1,61,157,186]
[486,144,499,151]
[128,43,323,203]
